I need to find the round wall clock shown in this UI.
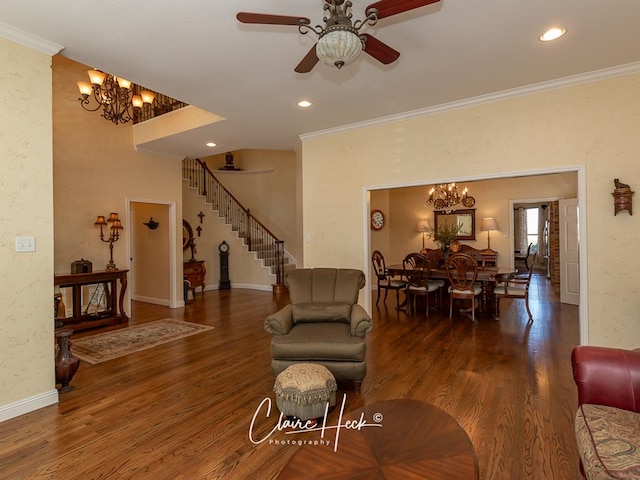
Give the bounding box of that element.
[371,210,385,230]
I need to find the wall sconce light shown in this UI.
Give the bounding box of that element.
[480,217,499,252]
[143,217,159,230]
[416,219,430,254]
[612,178,634,215]
[95,212,123,271]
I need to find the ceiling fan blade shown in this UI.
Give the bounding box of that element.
[362,34,400,65]
[365,0,441,20]
[294,45,319,73]
[236,12,311,26]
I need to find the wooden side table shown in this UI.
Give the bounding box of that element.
[54,270,128,332]
[184,260,206,300]
[278,399,478,479]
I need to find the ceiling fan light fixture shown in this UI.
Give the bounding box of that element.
[316,27,363,69]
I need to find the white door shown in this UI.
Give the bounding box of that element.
[559,198,580,305]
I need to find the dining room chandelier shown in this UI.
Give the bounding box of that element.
[426,183,475,212]
[76,70,156,125]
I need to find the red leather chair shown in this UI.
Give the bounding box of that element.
[572,346,640,412]
[571,346,640,478]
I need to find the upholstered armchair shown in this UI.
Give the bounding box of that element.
[572,346,640,479]
[265,268,373,393]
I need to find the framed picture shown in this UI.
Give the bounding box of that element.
[433,209,476,241]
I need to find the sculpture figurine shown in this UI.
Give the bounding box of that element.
[614,178,631,189]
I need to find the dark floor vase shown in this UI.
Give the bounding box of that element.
[55,329,80,392]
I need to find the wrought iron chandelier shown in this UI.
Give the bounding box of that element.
[425,183,475,212]
[77,70,156,125]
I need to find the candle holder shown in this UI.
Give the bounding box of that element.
[95,212,123,271]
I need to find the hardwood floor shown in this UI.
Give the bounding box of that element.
[0,274,581,479]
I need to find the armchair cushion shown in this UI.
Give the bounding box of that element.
[271,323,366,362]
[292,303,352,324]
[575,403,640,480]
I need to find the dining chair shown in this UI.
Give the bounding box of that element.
[402,253,440,316]
[456,245,487,267]
[445,253,482,322]
[514,243,533,271]
[495,253,537,321]
[371,250,407,306]
[423,248,446,305]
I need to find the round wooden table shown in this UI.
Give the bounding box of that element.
[277,399,478,479]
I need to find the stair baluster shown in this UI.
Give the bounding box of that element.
[182,158,286,288]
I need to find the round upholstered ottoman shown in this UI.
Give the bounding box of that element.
[274,363,337,421]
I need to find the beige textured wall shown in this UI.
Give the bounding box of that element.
[302,73,640,349]
[0,38,56,407]
[53,55,183,309]
[372,173,577,268]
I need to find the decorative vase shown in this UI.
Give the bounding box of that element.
[55,328,80,392]
[442,247,449,265]
[54,293,65,328]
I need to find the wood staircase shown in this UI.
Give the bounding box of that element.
[182,158,289,292]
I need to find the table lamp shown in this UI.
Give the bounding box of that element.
[95,212,123,271]
[416,219,430,253]
[480,217,498,251]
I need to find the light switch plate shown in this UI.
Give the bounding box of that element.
[16,236,36,252]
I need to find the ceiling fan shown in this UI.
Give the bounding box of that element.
[237,0,441,73]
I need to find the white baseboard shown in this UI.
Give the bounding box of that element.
[200,283,271,292]
[0,389,58,423]
[230,283,272,291]
[132,295,170,306]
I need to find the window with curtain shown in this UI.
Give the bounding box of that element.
[514,208,527,253]
[526,208,539,251]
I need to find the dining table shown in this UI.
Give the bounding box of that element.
[386,263,516,318]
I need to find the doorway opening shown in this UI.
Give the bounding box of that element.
[364,166,588,344]
[126,199,179,309]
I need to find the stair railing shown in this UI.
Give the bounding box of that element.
[182,158,285,286]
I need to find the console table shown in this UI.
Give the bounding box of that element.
[54,270,128,332]
[184,261,206,300]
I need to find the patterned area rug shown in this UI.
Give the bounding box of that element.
[71,319,213,364]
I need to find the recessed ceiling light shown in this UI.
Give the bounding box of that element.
[206,142,217,147]
[539,27,566,42]
[297,100,313,108]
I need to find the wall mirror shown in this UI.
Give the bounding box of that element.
[433,209,476,240]
[182,219,194,250]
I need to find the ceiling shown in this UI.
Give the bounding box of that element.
[2,1,640,159]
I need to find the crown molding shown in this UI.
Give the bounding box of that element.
[300,61,640,141]
[0,21,63,55]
